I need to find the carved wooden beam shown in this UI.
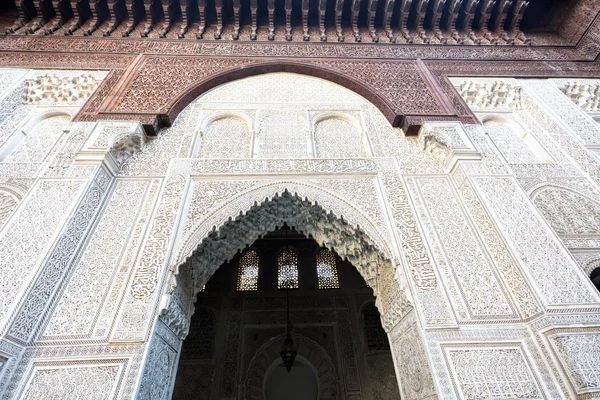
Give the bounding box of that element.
[430,0,446,40]
[383,0,396,41]
[414,0,429,41]
[6,0,36,33]
[490,0,511,31]
[458,0,478,35]
[444,0,462,34]
[350,0,361,41]
[475,0,495,31]
[267,0,275,40]
[249,0,258,39]
[45,0,70,34]
[397,0,413,41]
[285,0,293,40]
[334,0,343,41]
[100,0,123,35]
[367,0,379,41]
[141,0,162,37]
[318,0,327,40]
[64,0,92,34]
[26,0,55,34]
[301,0,310,40]
[196,0,207,38]
[121,0,142,36]
[158,0,176,37]
[507,0,528,34]
[176,0,188,38]
[232,0,241,39]
[214,0,223,38]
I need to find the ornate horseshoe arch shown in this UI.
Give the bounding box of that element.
[243,333,340,400]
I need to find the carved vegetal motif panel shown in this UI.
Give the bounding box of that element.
[0,81,33,151]
[532,186,600,237]
[0,190,19,231]
[41,179,158,340]
[407,176,517,321]
[4,115,70,163]
[473,177,598,305]
[255,111,310,158]
[314,117,367,158]
[0,180,84,325]
[20,363,121,400]
[548,331,600,393]
[198,117,252,159]
[554,79,600,113]
[444,346,544,399]
[24,72,105,106]
[0,68,27,96]
[483,119,546,164]
[523,80,600,146]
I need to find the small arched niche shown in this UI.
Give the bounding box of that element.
[313,114,368,158]
[195,113,253,158]
[0,113,70,162]
[483,116,552,164]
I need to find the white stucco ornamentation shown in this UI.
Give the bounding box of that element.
[0,69,599,400]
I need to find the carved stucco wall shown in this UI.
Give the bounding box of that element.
[0,69,598,399]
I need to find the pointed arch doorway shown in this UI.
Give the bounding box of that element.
[171,223,400,399]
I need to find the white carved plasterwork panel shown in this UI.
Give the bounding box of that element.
[0,190,19,232]
[458,179,542,319]
[41,179,155,339]
[0,179,84,325]
[118,108,194,177]
[0,81,33,152]
[20,363,121,400]
[462,124,509,175]
[548,331,600,393]
[314,117,367,158]
[450,78,524,113]
[389,311,437,400]
[484,119,544,164]
[408,176,517,320]
[198,117,252,159]
[553,79,600,113]
[5,115,70,163]
[23,70,107,106]
[255,110,310,158]
[1,343,143,399]
[381,173,456,327]
[197,73,365,105]
[522,79,600,146]
[0,69,27,98]
[522,80,600,145]
[473,177,598,305]
[532,186,600,236]
[445,346,544,399]
[43,122,96,178]
[513,96,600,186]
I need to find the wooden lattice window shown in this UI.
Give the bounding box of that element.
[236,249,259,291]
[362,303,390,351]
[316,248,339,289]
[277,249,298,289]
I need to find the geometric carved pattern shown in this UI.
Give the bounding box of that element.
[314,117,366,159]
[21,364,119,400]
[277,249,299,290]
[236,249,259,292]
[25,73,100,105]
[446,347,542,399]
[550,333,600,391]
[316,248,339,290]
[199,117,252,159]
[533,186,600,236]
